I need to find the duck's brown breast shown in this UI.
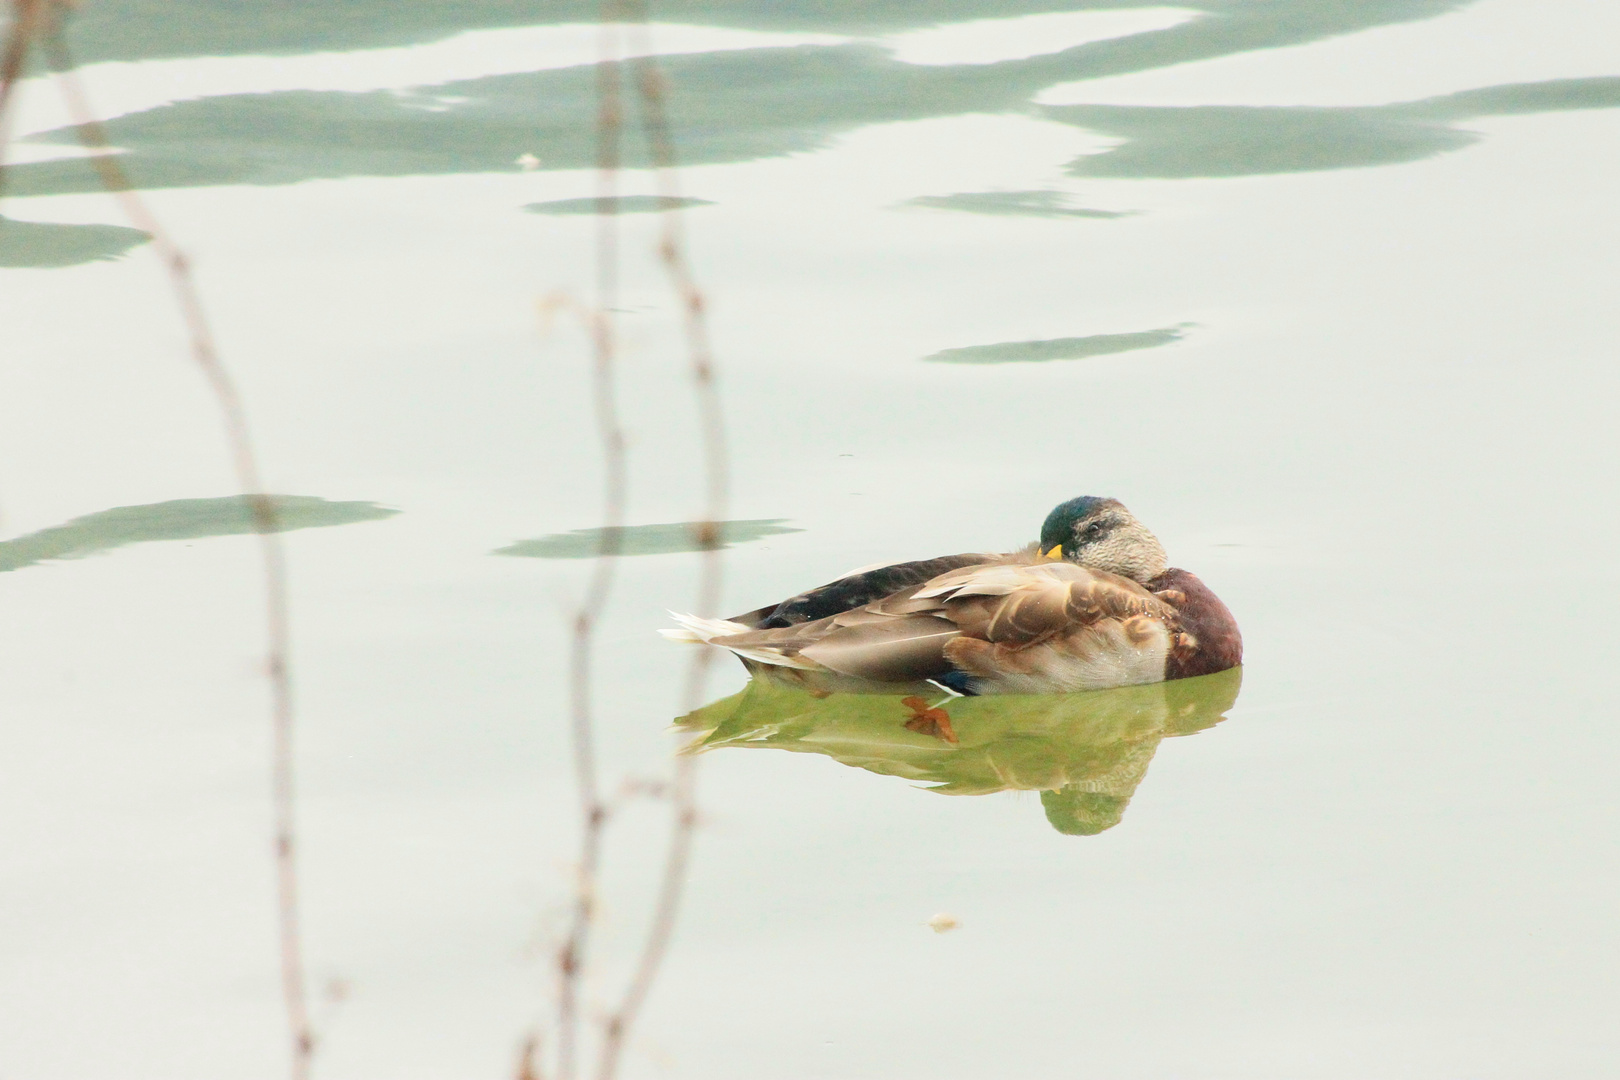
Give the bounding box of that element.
[1149,568,1243,680]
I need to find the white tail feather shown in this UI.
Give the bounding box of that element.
[662,611,755,642]
[659,611,823,671]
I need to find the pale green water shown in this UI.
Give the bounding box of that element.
[2,1,1619,1077]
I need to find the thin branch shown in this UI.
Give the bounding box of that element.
[0,0,46,202]
[35,18,312,1080]
[556,9,629,1080]
[593,7,730,1078]
[516,1032,544,1080]
[0,0,47,536]
[628,35,729,702]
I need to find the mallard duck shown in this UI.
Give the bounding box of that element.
[662,497,1241,695]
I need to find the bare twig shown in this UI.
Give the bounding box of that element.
[592,7,729,1079]
[0,0,47,535]
[544,3,729,1077]
[555,9,629,1080]
[516,1032,544,1080]
[34,18,312,1080]
[0,0,47,201]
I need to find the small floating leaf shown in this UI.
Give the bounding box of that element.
[524,195,715,215]
[495,518,801,559]
[0,495,399,572]
[901,190,1130,219]
[0,216,150,268]
[923,325,1189,365]
[901,696,958,744]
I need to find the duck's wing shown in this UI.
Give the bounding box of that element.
[704,559,1174,684]
[915,559,1172,645]
[742,552,997,629]
[924,561,1183,692]
[702,580,962,682]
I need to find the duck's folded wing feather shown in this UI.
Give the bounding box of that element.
[922,561,1173,646]
[750,552,996,628]
[797,615,960,680]
[706,561,1176,685]
[915,562,1042,599]
[707,606,961,681]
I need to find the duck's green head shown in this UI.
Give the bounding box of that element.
[1039,496,1168,583]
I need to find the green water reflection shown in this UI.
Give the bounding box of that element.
[0,495,399,572]
[923,324,1188,364]
[902,190,1130,219]
[21,2,1615,199]
[678,666,1242,835]
[494,518,801,558]
[1047,76,1620,178]
[15,61,1614,198]
[524,195,714,215]
[53,0,1470,65]
[0,217,149,268]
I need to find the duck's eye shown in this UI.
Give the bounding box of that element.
[1082,521,1103,539]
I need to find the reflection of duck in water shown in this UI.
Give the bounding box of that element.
[678,668,1242,835]
[664,497,1241,695]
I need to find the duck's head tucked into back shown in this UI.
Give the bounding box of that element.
[1039,496,1167,583]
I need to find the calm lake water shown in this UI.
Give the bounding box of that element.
[3,2,1619,1077]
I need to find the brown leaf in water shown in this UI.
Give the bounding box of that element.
[900,696,958,744]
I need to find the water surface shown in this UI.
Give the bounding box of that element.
[2,1,1619,1078]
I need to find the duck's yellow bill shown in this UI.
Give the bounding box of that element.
[1043,544,1064,560]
